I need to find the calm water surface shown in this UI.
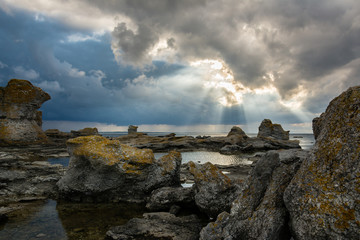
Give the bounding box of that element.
[0,200,146,240]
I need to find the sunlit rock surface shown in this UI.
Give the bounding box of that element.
[0,79,50,145]
[57,135,181,202]
[284,86,360,239]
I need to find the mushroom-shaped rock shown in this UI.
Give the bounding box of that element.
[57,135,182,202]
[284,86,360,240]
[0,79,50,145]
[128,125,138,135]
[257,119,289,140]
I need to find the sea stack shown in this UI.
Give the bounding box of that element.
[0,79,50,145]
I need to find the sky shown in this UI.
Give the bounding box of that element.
[0,0,359,133]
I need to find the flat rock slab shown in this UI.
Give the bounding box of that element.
[106,212,205,240]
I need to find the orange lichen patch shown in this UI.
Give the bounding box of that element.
[188,161,232,187]
[67,135,155,167]
[305,192,356,231]
[158,151,181,173]
[0,123,9,138]
[2,79,50,104]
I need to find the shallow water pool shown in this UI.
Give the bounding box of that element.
[0,200,146,240]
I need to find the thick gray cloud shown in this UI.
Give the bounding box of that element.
[91,0,360,107]
[112,22,159,66]
[1,0,360,131]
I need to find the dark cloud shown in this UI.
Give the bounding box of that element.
[111,22,159,66]
[1,0,360,130]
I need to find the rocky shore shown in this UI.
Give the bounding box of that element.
[1,79,359,239]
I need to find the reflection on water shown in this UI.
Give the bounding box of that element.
[47,157,70,167]
[0,200,146,240]
[57,201,146,240]
[155,151,254,165]
[0,200,66,239]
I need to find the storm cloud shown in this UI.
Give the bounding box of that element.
[1,0,360,132]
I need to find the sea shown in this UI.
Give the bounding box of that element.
[0,132,315,239]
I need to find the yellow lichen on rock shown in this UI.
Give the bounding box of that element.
[158,151,181,174]
[67,135,155,167]
[188,161,232,187]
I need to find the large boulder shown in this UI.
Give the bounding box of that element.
[188,161,242,218]
[257,119,289,140]
[146,186,195,212]
[57,135,182,202]
[284,86,360,239]
[200,149,308,240]
[0,79,50,145]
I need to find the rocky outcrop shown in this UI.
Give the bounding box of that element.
[116,123,299,153]
[70,127,99,137]
[128,125,138,135]
[188,161,242,218]
[200,149,308,239]
[106,212,204,240]
[257,119,289,140]
[146,186,195,212]
[0,156,65,204]
[57,135,182,202]
[0,79,50,145]
[284,86,360,239]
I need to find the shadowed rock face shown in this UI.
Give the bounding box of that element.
[106,212,204,240]
[57,135,182,202]
[199,149,307,240]
[257,119,289,140]
[284,86,360,240]
[0,79,50,145]
[188,161,242,218]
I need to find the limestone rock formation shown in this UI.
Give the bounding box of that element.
[0,79,50,145]
[146,186,195,212]
[116,124,299,153]
[188,161,242,218]
[284,86,360,239]
[200,149,308,240]
[257,119,289,140]
[128,125,138,135]
[106,212,204,240]
[0,157,65,204]
[57,135,182,202]
[70,127,99,137]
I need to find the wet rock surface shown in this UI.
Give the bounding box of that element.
[106,212,205,240]
[57,135,182,202]
[0,79,50,145]
[284,86,360,240]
